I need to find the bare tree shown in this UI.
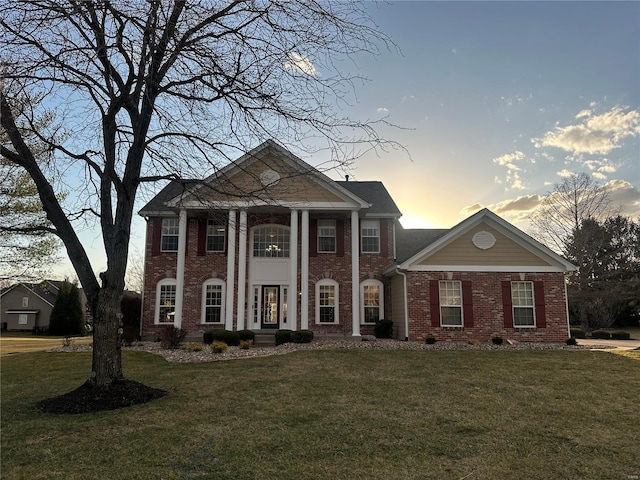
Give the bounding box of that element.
[529,172,617,255]
[1,1,398,391]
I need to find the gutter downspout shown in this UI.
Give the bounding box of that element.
[396,267,409,342]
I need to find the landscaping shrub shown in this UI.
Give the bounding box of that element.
[275,329,293,345]
[186,343,203,352]
[121,324,140,346]
[49,280,85,336]
[203,329,240,346]
[611,331,630,340]
[425,337,437,345]
[570,327,586,339]
[239,339,253,350]
[291,330,314,343]
[238,329,256,342]
[374,319,394,339]
[491,336,504,345]
[591,330,611,339]
[210,340,228,353]
[566,337,577,346]
[161,326,187,349]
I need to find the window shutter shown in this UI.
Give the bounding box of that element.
[151,218,162,256]
[462,281,474,328]
[380,219,388,257]
[429,280,440,327]
[309,218,318,257]
[502,281,513,328]
[336,219,345,257]
[534,281,546,328]
[197,220,207,256]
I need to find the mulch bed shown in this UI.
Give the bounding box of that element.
[36,380,167,415]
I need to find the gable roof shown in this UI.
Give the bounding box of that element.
[388,208,576,273]
[0,280,62,306]
[139,140,401,217]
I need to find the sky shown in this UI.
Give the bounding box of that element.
[51,1,640,280]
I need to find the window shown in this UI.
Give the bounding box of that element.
[18,313,28,325]
[253,226,290,258]
[22,296,29,307]
[206,220,226,252]
[202,280,225,324]
[155,279,177,324]
[361,219,380,253]
[361,279,384,324]
[512,281,535,327]
[318,220,336,253]
[439,281,463,327]
[316,280,339,324]
[161,218,179,251]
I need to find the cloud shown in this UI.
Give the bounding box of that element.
[556,169,575,178]
[605,179,640,217]
[460,203,483,216]
[493,151,526,190]
[463,195,543,223]
[534,106,640,154]
[284,52,317,76]
[377,107,389,114]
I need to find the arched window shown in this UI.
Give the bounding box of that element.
[252,225,290,258]
[201,279,226,324]
[315,279,339,324]
[155,278,177,324]
[361,279,384,324]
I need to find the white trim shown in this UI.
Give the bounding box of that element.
[351,210,361,336]
[154,278,177,325]
[236,210,248,330]
[175,200,363,210]
[360,279,384,325]
[301,209,309,330]
[225,210,237,330]
[511,281,536,328]
[406,265,567,272]
[174,209,187,328]
[289,210,298,331]
[315,279,339,325]
[438,280,464,328]
[201,278,226,325]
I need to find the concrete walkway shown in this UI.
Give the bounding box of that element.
[577,338,640,351]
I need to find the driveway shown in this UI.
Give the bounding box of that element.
[577,338,640,351]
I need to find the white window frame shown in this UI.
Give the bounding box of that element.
[512,281,536,328]
[315,279,339,324]
[161,218,179,252]
[252,225,290,258]
[317,219,337,253]
[361,279,384,324]
[22,296,29,307]
[439,280,463,327]
[201,279,226,324]
[18,313,28,325]
[155,278,177,324]
[361,219,380,253]
[206,219,226,252]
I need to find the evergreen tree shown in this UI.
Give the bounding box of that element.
[49,280,85,336]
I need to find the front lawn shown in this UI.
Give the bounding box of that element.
[1,349,639,479]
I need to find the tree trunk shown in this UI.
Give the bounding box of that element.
[88,286,123,387]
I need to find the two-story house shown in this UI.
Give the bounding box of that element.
[139,140,576,342]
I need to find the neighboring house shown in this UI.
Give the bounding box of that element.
[1,280,60,331]
[139,140,577,342]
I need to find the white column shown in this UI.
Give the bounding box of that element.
[236,210,248,330]
[174,209,188,329]
[300,209,309,330]
[225,210,237,330]
[289,209,298,330]
[351,210,361,336]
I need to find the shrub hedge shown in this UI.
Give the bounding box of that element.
[203,329,240,346]
[570,327,586,339]
[275,329,293,345]
[611,331,630,340]
[291,330,314,343]
[590,330,611,339]
[374,319,394,339]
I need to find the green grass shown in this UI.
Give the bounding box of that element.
[2,349,639,479]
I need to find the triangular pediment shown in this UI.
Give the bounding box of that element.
[396,209,576,273]
[168,140,369,210]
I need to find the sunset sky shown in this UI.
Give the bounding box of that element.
[51,1,639,279]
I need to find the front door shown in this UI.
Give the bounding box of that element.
[262,286,279,329]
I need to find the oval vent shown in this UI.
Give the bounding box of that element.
[472,231,496,250]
